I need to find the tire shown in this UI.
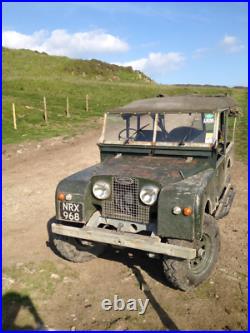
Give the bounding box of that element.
[162,214,220,291]
[52,233,106,263]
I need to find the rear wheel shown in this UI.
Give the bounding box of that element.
[162,214,220,291]
[52,233,106,263]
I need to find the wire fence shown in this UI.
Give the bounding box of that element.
[11,95,90,130]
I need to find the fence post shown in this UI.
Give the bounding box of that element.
[85,94,89,112]
[12,103,17,130]
[66,96,70,118]
[43,96,48,124]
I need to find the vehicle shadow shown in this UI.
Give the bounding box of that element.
[47,216,172,287]
[101,247,180,330]
[101,246,168,287]
[132,265,179,330]
[2,291,45,330]
[47,217,179,330]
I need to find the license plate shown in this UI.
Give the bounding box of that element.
[60,202,83,222]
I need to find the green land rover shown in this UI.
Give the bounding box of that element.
[50,95,238,290]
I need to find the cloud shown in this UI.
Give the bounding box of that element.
[192,48,210,59]
[118,52,185,77]
[221,35,244,53]
[2,29,129,56]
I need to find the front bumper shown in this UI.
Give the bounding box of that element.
[51,222,196,260]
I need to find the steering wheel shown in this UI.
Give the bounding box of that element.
[118,127,146,141]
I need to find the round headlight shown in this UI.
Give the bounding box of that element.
[92,181,111,200]
[140,185,159,206]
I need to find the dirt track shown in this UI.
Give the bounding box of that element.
[2,129,248,330]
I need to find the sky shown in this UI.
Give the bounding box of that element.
[2,2,248,86]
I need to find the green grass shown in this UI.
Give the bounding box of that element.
[2,260,79,330]
[231,89,248,162]
[2,261,76,298]
[2,48,248,161]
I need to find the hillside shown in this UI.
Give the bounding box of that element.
[2,48,247,161]
[2,48,153,83]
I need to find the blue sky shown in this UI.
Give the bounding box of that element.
[2,2,248,86]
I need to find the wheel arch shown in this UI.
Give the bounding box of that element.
[204,199,212,215]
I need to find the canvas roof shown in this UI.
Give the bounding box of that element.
[109,95,238,114]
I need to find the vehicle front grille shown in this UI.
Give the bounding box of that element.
[102,177,150,224]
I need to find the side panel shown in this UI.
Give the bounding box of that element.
[157,169,215,241]
[215,143,233,200]
[55,165,100,222]
[215,156,226,198]
[157,188,196,240]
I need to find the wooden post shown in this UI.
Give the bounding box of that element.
[12,103,17,130]
[66,96,70,118]
[85,94,89,112]
[43,96,48,124]
[99,112,107,143]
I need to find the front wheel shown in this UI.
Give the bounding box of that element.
[52,233,106,263]
[162,214,220,291]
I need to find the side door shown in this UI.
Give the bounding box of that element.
[215,111,228,198]
[224,112,235,185]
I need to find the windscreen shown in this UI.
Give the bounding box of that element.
[104,113,155,143]
[103,112,216,145]
[155,113,215,144]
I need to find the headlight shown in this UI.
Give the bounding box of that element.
[140,185,159,206]
[92,181,111,200]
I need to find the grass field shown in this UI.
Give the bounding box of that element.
[2,48,248,161]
